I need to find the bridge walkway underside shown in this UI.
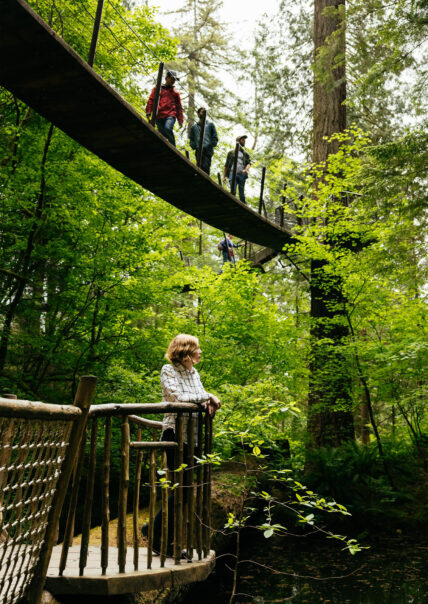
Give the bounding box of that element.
[0,0,294,252]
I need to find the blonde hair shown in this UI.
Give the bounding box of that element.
[166,334,199,365]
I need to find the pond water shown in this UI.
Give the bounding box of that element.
[183,531,428,603]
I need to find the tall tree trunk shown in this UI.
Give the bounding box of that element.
[307,0,354,449]
[312,0,346,164]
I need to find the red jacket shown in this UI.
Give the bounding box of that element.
[146,85,183,125]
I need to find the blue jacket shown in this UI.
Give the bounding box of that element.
[189,121,218,154]
[220,237,239,262]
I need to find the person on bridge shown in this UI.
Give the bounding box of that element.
[219,234,242,266]
[189,107,218,175]
[144,334,221,558]
[145,70,183,146]
[223,135,251,203]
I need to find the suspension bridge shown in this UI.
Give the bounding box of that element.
[0,0,297,255]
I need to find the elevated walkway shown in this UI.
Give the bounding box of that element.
[0,0,294,252]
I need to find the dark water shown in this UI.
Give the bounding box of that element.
[183,532,428,604]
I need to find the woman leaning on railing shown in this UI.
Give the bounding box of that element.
[145,334,221,559]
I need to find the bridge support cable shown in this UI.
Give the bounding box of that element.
[87,0,105,67]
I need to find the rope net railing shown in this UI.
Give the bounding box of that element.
[0,402,80,604]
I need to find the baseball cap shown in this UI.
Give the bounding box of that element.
[166,70,180,81]
[236,135,247,141]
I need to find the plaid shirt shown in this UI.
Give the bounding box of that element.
[161,363,210,443]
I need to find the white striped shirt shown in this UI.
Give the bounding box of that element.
[161,363,210,442]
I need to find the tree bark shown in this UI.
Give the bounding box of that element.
[312,0,346,165]
[307,1,354,449]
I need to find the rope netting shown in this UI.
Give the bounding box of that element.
[0,416,72,604]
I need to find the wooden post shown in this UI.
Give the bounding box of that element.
[0,393,17,527]
[132,426,142,571]
[202,412,210,557]
[100,416,111,575]
[258,166,266,215]
[230,142,239,196]
[196,408,203,560]
[79,418,98,576]
[25,376,97,604]
[280,183,286,227]
[59,424,87,576]
[118,415,130,573]
[88,0,105,67]
[150,62,164,127]
[206,415,213,555]
[147,448,157,569]
[174,413,184,565]
[187,413,195,560]
[160,450,169,567]
[196,111,206,168]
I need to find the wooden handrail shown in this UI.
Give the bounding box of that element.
[0,398,82,420]
[129,441,178,449]
[128,414,163,429]
[56,404,213,578]
[88,402,200,417]
[25,375,97,604]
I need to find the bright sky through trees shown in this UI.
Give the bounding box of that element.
[150,0,280,50]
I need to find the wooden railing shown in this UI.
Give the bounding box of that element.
[56,402,214,576]
[0,376,97,604]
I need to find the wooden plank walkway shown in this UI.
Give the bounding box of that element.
[46,545,215,596]
[0,0,294,252]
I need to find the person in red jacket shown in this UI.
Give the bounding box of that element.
[146,70,184,147]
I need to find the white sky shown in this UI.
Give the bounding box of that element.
[148,0,280,51]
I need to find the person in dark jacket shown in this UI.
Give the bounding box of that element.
[219,234,241,265]
[223,135,251,203]
[146,70,183,146]
[189,107,218,175]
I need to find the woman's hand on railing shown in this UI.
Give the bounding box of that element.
[201,394,221,417]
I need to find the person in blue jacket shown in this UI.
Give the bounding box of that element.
[219,234,242,266]
[189,107,218,175]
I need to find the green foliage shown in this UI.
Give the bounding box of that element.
[26,0,177,111]
[305,439,428,529]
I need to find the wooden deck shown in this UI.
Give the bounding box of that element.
[0,0,294,252]
[46,546,215,596]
